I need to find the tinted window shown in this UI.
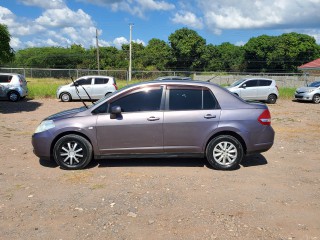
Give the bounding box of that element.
[95,78,109,84]
[110,88,162,112]
[169,89,217,111]
[0,75,12,83]
[259,80,272,86]
[76,78,92,85]
[243,80,258,88]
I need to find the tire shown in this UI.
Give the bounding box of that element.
[8,91,20,102]
[267,94,277,104]
[60,92,72,102]
[206,135,243,170]
[53,134,93,170]
[312,94,320,104]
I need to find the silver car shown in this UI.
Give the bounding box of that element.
[294,81,320,104]
[32,80,275,170]
[0,73,28,102]
[56,75,117,102]
[227,78,279,104]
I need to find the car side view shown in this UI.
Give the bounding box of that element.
[32,80,275,170]
[227,78,279,104]
[0,73,28,102]
[56,75,117,102]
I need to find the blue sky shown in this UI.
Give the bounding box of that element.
[1,0,320,50]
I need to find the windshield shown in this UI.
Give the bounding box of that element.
[309,81,320,87]
[230,79,247,87]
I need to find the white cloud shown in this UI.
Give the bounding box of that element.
[171,11,203,29]
[113,37,128,49]
[196,0,320,33]
[18,0,66,9]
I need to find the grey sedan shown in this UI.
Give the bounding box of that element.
[32,80,274,170]
[294,81,320,104]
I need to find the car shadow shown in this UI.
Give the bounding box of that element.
[0,98,42,114]
[241,154,268,167]
[96,157,207,168]
[39,154,267,170]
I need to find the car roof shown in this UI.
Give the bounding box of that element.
[77,75,114,79]
[156,76,191,80]
[242,77,275,81]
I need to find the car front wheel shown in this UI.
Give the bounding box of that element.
[60,92,72,102]
[53,134,92,170]
[206,135,243,170]
[312,94,320,104]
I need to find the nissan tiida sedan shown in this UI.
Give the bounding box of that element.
[32,80,275,170]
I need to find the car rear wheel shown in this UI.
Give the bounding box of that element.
[206,135,243,170]
[60,92,72,102]
[267,94,277,104]
[8,91,20,102]
[312,94,320,104]
[53,134,92,170]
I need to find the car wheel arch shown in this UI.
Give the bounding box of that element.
[50,131,94,158]
[204,130,247,155]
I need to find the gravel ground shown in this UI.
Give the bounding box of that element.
[0,98,319,240]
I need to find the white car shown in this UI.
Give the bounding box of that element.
[56,75,117,102]
[227,78,279,104]
[0,73,28,102]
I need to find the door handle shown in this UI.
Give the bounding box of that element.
[204,114,216,119]
[147,116,160,121]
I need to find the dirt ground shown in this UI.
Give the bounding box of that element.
[0,98,319,240]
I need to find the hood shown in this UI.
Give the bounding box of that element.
[45,106,87,121]
[296,86,316,92]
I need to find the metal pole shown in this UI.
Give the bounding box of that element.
[96,28,100,75]
[129,23,134,81]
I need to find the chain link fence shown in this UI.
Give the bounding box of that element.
[1,67,319,88]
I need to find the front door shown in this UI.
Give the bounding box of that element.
[95,86,164,155]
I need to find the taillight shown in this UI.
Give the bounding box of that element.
[258,109,271,125]
[113,84,118,90]
[19,79,23,86]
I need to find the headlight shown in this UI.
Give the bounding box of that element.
[35,120,55,133]
[307,89,315,93]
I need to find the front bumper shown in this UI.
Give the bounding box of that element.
[32,131,54,160]
[294,93,313,101]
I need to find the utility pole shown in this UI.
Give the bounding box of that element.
[96,28,100,75]
[129,23,134,81]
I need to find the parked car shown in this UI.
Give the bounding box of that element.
[294,81,320,104]
[32,80,275,170]
[156,76,192,80]
[0,73,28,102]
[227,78,279,104]
[56,75,117,102]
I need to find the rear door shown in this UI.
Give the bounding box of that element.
[163,86,221,153]
[258,79,272,100]
[92,77,109,99]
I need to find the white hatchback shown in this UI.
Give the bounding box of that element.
[0,73,28,102]
[56,75,118,102]
[227,78,279,104]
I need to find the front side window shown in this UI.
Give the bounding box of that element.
[76,78,92,86]
[109,87,163,113]
[168,88,217,111]
[242,80,258,88]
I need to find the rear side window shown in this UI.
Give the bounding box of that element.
[168,88,218,111]
[95,78,109,84]
[0,75,12,83]
[259,80,272,86]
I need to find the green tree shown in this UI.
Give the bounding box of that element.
[168,28,206,71]
[142,38,171,70]
[0,24,14,64]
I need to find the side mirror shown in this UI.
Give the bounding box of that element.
[111,105,121,114]
[241,84,246,88]
[110,105,122,119]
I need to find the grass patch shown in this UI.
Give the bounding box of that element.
[278,87,295,99]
